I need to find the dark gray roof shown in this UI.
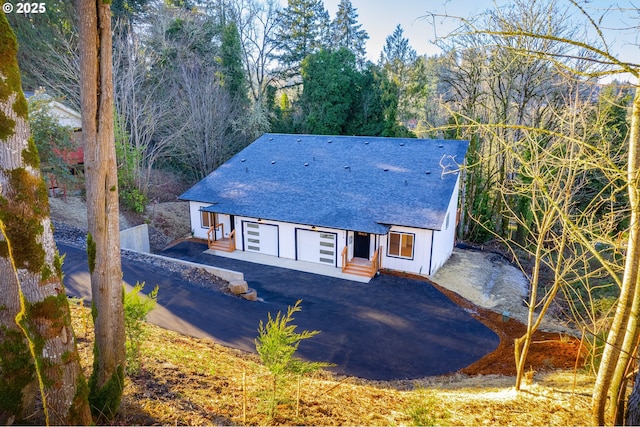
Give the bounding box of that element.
[179,134,469,234]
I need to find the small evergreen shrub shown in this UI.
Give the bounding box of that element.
[123,282,158,374]
[255,300,331,419]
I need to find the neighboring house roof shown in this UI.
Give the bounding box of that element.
[25,90,82,129]
[180,134,469,234]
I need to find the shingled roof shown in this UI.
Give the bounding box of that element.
[179,133,469,234]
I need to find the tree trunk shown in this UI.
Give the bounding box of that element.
[592,84,640,426]
[0,238,37,424]
[626,343,640,426]
[610,275,640,425]
[78,0,126,420]
[0,12,92,425]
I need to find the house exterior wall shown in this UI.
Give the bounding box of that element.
[189,201,212,239]
[429,174,461,275]
[187,192,459,277]
[380,225,433,275]
[231,215,348,267]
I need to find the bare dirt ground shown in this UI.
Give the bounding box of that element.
[432,248,572,334]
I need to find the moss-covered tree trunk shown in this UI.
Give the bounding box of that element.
[0,231,37,424]
[78,0,126,420]
[0,12,92,425]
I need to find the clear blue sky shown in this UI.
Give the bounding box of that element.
[323,0,492,60]
[318,0,638,69]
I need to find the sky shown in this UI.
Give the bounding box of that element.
[322,0,492,60]
[318,0,639,70]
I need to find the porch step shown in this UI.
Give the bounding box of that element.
[208,239,234,252]
[343,263,374,278]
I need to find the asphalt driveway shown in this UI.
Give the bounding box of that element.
[60,241,499,380]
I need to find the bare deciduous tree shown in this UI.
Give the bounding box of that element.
[176,61,244,179]
[113,20,186,198]
[227,0,281,103]
[429,1,640,423]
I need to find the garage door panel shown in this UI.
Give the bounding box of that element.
[297,230,336,265]
[243,222,278,256]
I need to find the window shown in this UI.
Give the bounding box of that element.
[387,232,414,259]
[200,211,214,228]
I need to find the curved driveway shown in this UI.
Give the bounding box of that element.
[60,241,498,381]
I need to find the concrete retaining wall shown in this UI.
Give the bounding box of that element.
[120,224,244,283]
[138,253,245,283]
[120,224,151,253]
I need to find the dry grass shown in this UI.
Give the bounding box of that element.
[69,301,594,426]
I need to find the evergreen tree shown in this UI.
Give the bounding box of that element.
[288,50,413,137]
[299,47,358,134]
[332,0,369,69]
[274,0,329,79]
[111,0,150,23]
[220,20,249,108]
[379,24,424,124]
[0,13,92,425]
[379,24,416,75]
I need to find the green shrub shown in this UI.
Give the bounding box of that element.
[120,187,147,214]
[255,300,331,419]
[405,389,448,426]
[123,282,158,374]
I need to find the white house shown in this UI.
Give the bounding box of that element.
[180,133,468,280]
[25,90,82,129]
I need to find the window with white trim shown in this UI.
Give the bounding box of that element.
[387,232,414,259]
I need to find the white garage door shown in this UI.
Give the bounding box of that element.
[297,229,336,265]
[243,222,278,256]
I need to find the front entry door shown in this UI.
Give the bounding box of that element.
[353,232,370,259]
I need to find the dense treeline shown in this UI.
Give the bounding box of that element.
[9,0,423,186]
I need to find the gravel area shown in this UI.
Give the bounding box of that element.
[54,220,232,296]
[432,247,572,334]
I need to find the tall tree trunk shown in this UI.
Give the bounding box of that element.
[0,12,92,425]
[610,273,640,425]
[626,341,640,425]
[78,0,126,420]
[592,86,640,426]
[0,234,37,424]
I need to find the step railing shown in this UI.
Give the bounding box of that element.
[370,246,381,277]
[227,229,236,252]
[207,224,236,252]
[207,225,216,249]
[341,246,348,273]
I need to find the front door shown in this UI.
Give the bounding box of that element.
[353,232,370,259]
[214,214,235,240]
